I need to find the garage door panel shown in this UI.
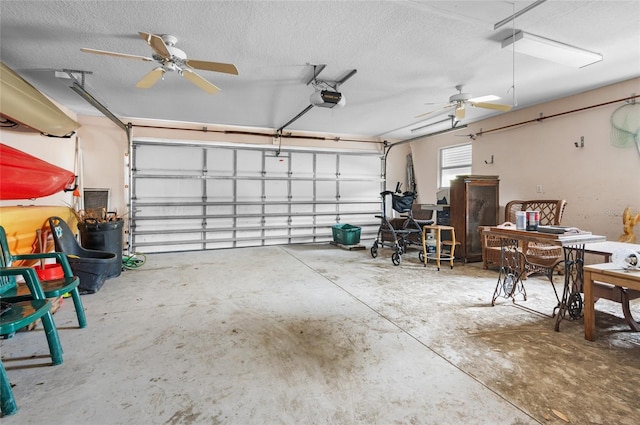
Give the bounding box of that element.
[340,180,380,200]
[205,179,234,199]
[205,205,234,216]
[339,155,381,178]
[136,178,203,199]
[291,181,313,200]
[264,155,289,177]
[135,145,205,174]
[290,152,314,177]
[135,205,203,218]
[236,180,262,200]
[315,181,337,200]
[236,150,262,177]
[131,141,381,253]
[205,218,235,228]
[206,148,235,175]
[264,204,288,215]
[265,180,288,201]
[316,154,337,178]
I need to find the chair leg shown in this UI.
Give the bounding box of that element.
[69,288,87,328]
[40,312,63,366]
[0,360,18,416]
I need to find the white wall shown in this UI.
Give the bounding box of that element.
[409,77,640,241]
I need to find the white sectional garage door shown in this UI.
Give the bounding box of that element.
[130,140,383,253]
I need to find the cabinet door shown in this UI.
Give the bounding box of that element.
[465,181,499,259]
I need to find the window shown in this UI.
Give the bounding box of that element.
[439,143,472,188]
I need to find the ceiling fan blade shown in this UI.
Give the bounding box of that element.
[468,94,500,103]
[136,67,165,89]
[139,32,170,59]
[81,48,153,62]
[185,59,239,75]
[470,101,513,112]
[455,104,466,119]
[414,103,454,119]
[181,68,220,94]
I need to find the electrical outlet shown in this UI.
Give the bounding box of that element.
[536,185,543,193]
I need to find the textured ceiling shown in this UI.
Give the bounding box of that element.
[1,0,639,140]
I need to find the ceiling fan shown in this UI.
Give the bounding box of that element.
[416,85,512,120]
[81,32,238,94]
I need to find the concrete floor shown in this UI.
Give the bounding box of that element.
[2,241,640,424]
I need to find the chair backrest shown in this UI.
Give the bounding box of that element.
[0,226,17,295]
[48,216,84,256]
[505,200,567,226]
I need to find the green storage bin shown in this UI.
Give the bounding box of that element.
[332,224,361,245]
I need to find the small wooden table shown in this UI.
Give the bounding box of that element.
[421,225,457,270]
[583,263,640,341]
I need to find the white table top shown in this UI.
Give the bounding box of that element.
[583,241,640,255]
[483,225,606,246]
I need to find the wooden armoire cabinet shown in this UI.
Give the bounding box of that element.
[449,175,499,262]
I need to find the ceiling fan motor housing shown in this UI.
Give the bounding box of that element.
[449,92,473,103]
[153,45,188,72]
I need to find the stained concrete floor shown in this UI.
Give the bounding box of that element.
[2,241,639,424]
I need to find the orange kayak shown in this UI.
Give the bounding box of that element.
[0,205,78,266]
[0,143,76,200]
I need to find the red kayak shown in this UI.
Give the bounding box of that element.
[0,143,75,200]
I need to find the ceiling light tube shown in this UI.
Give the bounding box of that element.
[502,31,602,68]
[494,0,547,30]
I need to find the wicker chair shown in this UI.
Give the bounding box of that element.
[481,200,567,277]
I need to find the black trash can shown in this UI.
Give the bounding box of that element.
[78,218,124,278]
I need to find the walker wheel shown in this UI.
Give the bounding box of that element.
[418,250,425,263]
[370,243,378,258]
[392,252,401,266]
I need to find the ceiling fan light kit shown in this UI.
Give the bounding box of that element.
[502,31,603,68]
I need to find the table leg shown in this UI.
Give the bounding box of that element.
[492,238,526,305]
[448,228,456,269]
[435,227,441,271]
[421,227,428,267]
[584,269,596,341]
[620,289,640,332]
[554,244,585,331]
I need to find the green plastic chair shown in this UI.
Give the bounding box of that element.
[1,266,64,416]
[0,226,86,328]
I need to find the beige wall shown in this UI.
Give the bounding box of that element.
[409,77,640,241]
[2,77,639,242]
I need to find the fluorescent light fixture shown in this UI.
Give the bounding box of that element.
[502,31,602,68]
